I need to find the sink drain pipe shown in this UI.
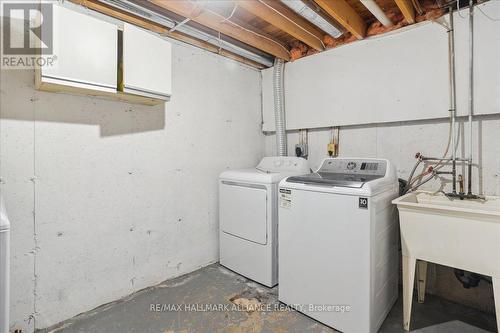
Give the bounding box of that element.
[273,58,287,156]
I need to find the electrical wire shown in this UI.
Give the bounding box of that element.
[477,4,500,21]
[455,0,500,23]
[220,4,238,23]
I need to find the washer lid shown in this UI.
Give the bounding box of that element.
[286,158,388,188]
[280,157,398,196]
[286,172,383,188]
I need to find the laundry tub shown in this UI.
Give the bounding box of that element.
[393,191,500,332]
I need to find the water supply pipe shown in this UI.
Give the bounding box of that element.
[467,0,474,195]
[273,58,287,156]
[445,0,482,200]
[360,0,393,27]
[448,5,458,195]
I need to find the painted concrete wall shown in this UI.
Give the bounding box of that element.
[0,41,264,332]
[262,1,500,131]
[264,115,500,312]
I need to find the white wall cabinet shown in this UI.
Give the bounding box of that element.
[122,23,172,101]
[37,5,118,93]
[36,5,172,105]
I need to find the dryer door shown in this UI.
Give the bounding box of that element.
[220,182,268,245]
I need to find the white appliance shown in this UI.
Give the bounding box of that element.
[0,194,10,333]
[219,157,310,287]
[279,158,399,333]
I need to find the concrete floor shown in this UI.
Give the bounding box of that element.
[40,264,497,333]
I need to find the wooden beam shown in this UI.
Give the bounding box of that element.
[313,0,366,39]
[148,0,290,60]
[394,0,416,24]
[236,0,325,51]
[68,0,266,69]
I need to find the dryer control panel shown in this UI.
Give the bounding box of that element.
[257,157,310,173]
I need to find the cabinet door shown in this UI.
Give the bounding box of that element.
[123,23,172,100]
[41,5,117,92]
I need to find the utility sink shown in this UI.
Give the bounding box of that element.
[392,191,500,332]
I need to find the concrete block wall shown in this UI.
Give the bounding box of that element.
[0,41,264,332]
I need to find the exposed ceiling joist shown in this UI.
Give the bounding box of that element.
[394,0,416,24]
[148,0,291,60]
[69,0,266,69]
[131,0,273,59]
[313,0,367,39]
[236,0,325,51]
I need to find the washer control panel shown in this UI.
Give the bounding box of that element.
[318,158,387,176]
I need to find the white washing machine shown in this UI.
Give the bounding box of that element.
[219,156,310,287]
[279,158,399,333]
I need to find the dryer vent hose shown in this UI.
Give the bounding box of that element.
[273,58,287,157]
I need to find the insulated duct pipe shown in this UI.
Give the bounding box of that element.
[273,58,287,156]
[360,0,393,27]
[281,0,341,37]
[0,195,10,333]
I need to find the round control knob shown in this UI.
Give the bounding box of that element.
[347,161,357,170]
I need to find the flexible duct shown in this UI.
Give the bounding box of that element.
[273,58,287,156]
[281,0,341,37]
